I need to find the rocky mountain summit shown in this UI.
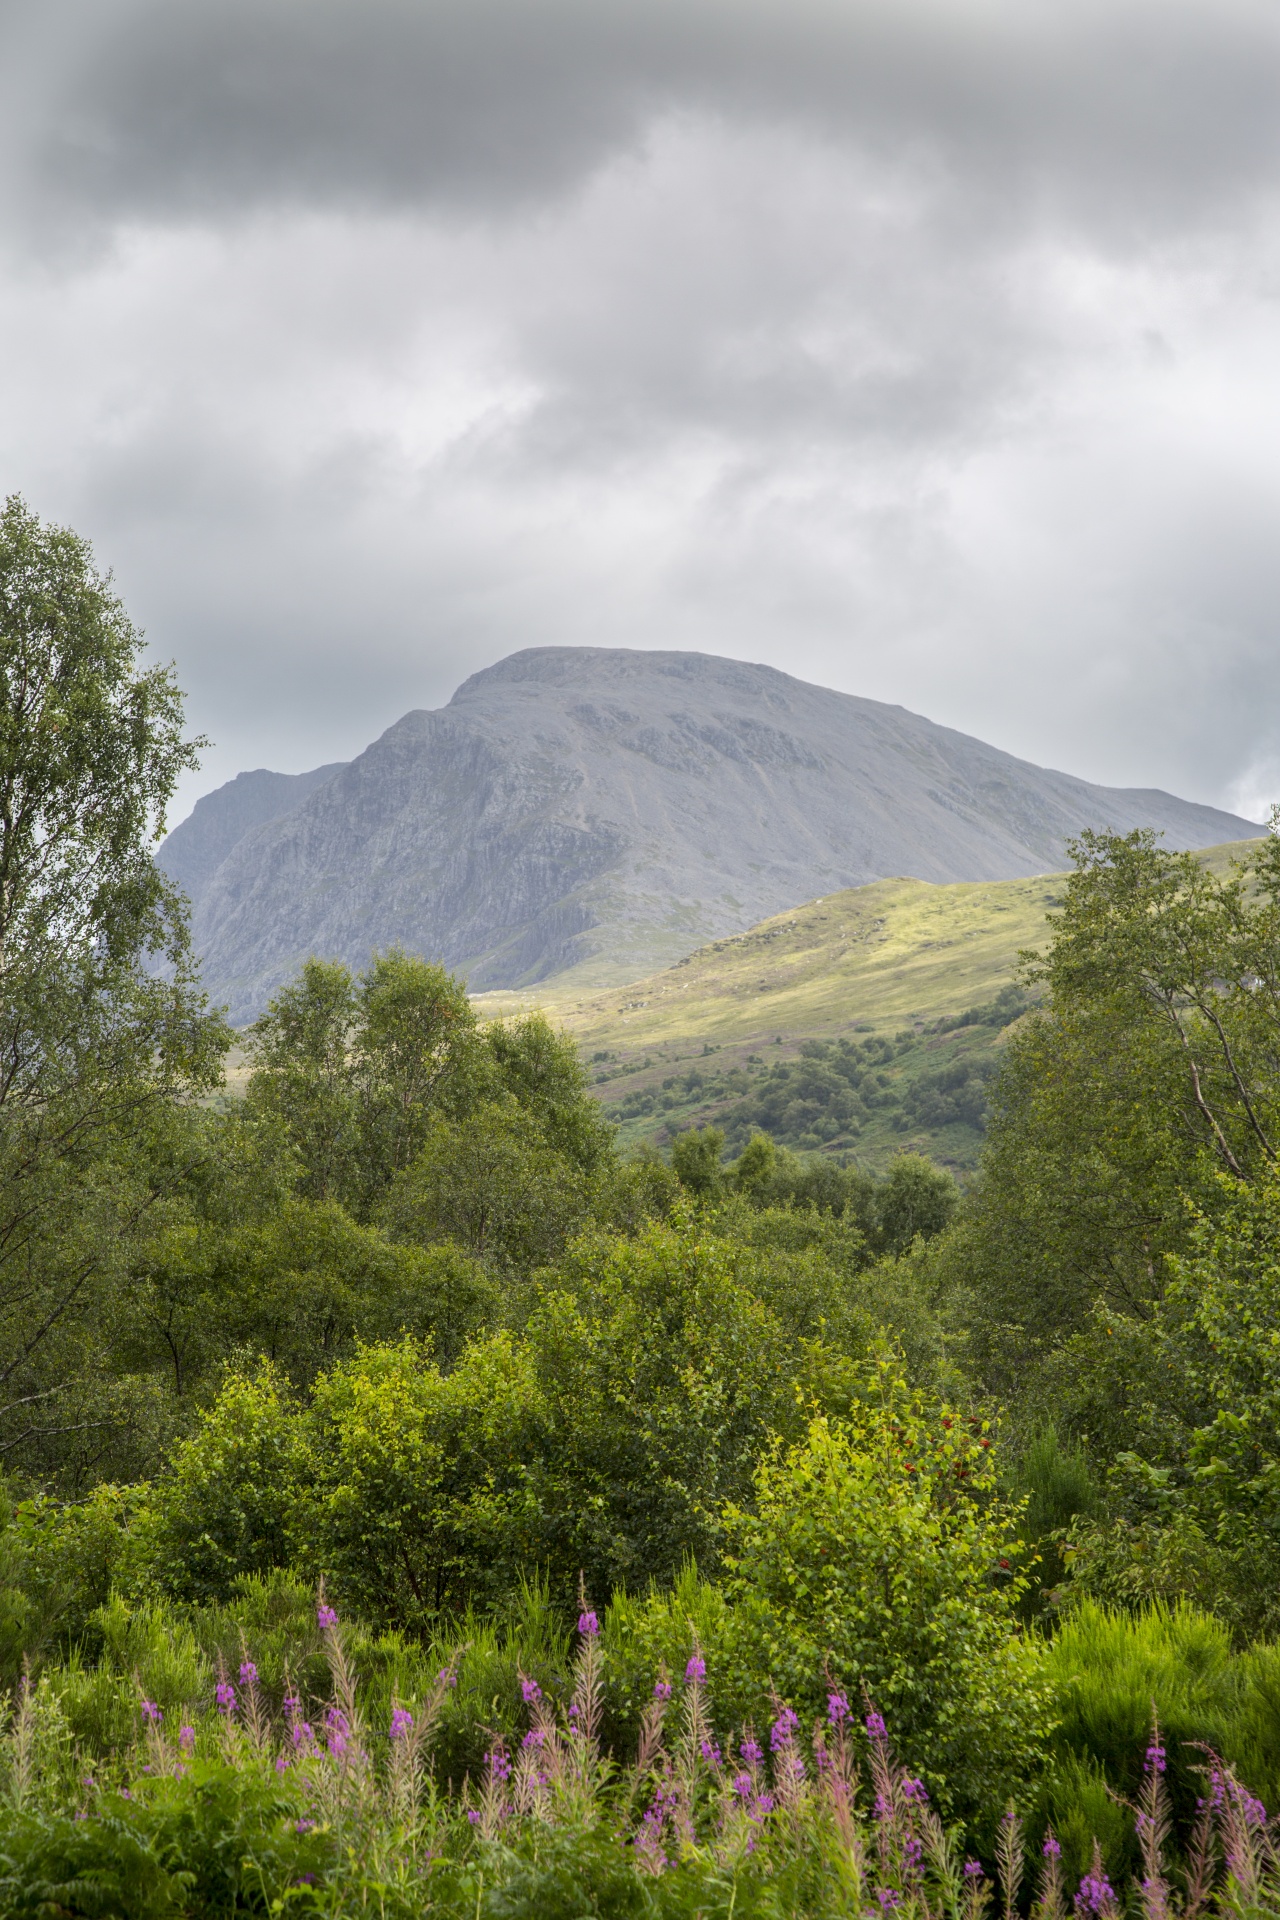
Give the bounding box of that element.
[161,647,1257,1024]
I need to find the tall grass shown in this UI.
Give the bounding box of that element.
[3,1591,1279,1918]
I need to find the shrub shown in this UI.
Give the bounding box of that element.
[714,1363,1052,1820]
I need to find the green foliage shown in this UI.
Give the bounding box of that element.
[147,1366,305,1605]
[1036,1599,1280,1880]
[711,1366,1048,1821]
[379,1099,594,1277]
[524,1214,836,1600]
[127,1192,497,1397]
[944,829,1280,1432]
[0,497,230,1484]
[246,950,483,1217]
[1062,1165,1280,1635]
[297,1335,544,1627]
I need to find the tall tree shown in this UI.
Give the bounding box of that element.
[0,497,227,1478]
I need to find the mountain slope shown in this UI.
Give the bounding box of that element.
[160,763,345,908]
[170,647,1257,1023]
[499,837,1265,1174]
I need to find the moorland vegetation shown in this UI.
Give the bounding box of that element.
[3,499,1280,1916]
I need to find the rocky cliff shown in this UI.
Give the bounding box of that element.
[160,647,1257,1023]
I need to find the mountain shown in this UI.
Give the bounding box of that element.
[160,647,1257,1025]
[160,763,346,908]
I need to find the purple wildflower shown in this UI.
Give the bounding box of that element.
[733,1771,754,1798]
[770,1706,800,1751]
[140,1700,162,1724]
[282,1694,300,1715]
[316,1603,338,1631]
[390,1707,414,1740]
[178,1726,195,1754]
[578,1609,600,1637]
[437,1666,457,1689]
[878,1891,902,1911]
[1043,1834,1062,1859]
[488,1744,511,1782]
[964,1861,984,1882]
[522,1727,546,1750]
[292,1720,314,1749]
[239,1660,258,1688]
[467,1808,482,1825]
[521,1678,542,1705]
[1145,1743,1167,1774]
[827,1690,849,1724]
[903,1777,928,1803]
[740,1735,763,1766]
[275,1754,290,1774]
[215,1681,236,1715]
[685,1654,706,1684]
[653,1678,672,1701]
[1075,1871,1116,1915]
[700,1737,722,1766]
[865,1709,887,1741]
[295,1818,315,1835]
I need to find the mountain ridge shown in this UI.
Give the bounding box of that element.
[160,647,1257,1023]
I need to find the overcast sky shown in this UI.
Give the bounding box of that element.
[4,0,1280,825]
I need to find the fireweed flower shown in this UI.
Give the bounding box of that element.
[685,1654,706,1684]
[522,1727,546,1751]
[467,1808,482,1826]
[902,1777,928,1803]
[964,1861,984,1882]
[733,1771,754,1799]
[1076,1872,1116,1915]
[178,1727,195,1753]
[770,1707,800,1751]
[316,1603,338,1631]
[437,1667,457,1689]
[390,1707,414,1739]
[1145,1743,1167,1774]
[653,1678,672,1702]
[292,1720,314,1749]
[282,1694,300,1715]
[215,1682,236,1715]
[827,1691,849,1725]
[865,1710,887,1741]
[700,1737,722,1766]
[740,1736,763,1766]
[877,1889,902,1910]
[295,1819,315,1835]
[1043,1834,1062,1859]
[521,1679,542,1705]
[275,1755,290,1774]
[487,1745,512,1782]
[578,1610,600,1637]
[140,1700,162,1724]
[239,1660,258,1688]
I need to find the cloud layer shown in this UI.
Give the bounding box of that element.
[3,0,1279,822]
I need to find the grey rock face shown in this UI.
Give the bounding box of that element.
[160,763,346,908]
[165,647,1258,1024]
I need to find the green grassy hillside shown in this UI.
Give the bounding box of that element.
[477,839,1264,1173]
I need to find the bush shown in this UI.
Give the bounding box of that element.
[715,1365,1051,1821]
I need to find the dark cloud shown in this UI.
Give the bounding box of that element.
[1,0,1278,824]
[8,1,1280,239]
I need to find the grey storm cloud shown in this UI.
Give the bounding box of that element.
[2,0,1280,822]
